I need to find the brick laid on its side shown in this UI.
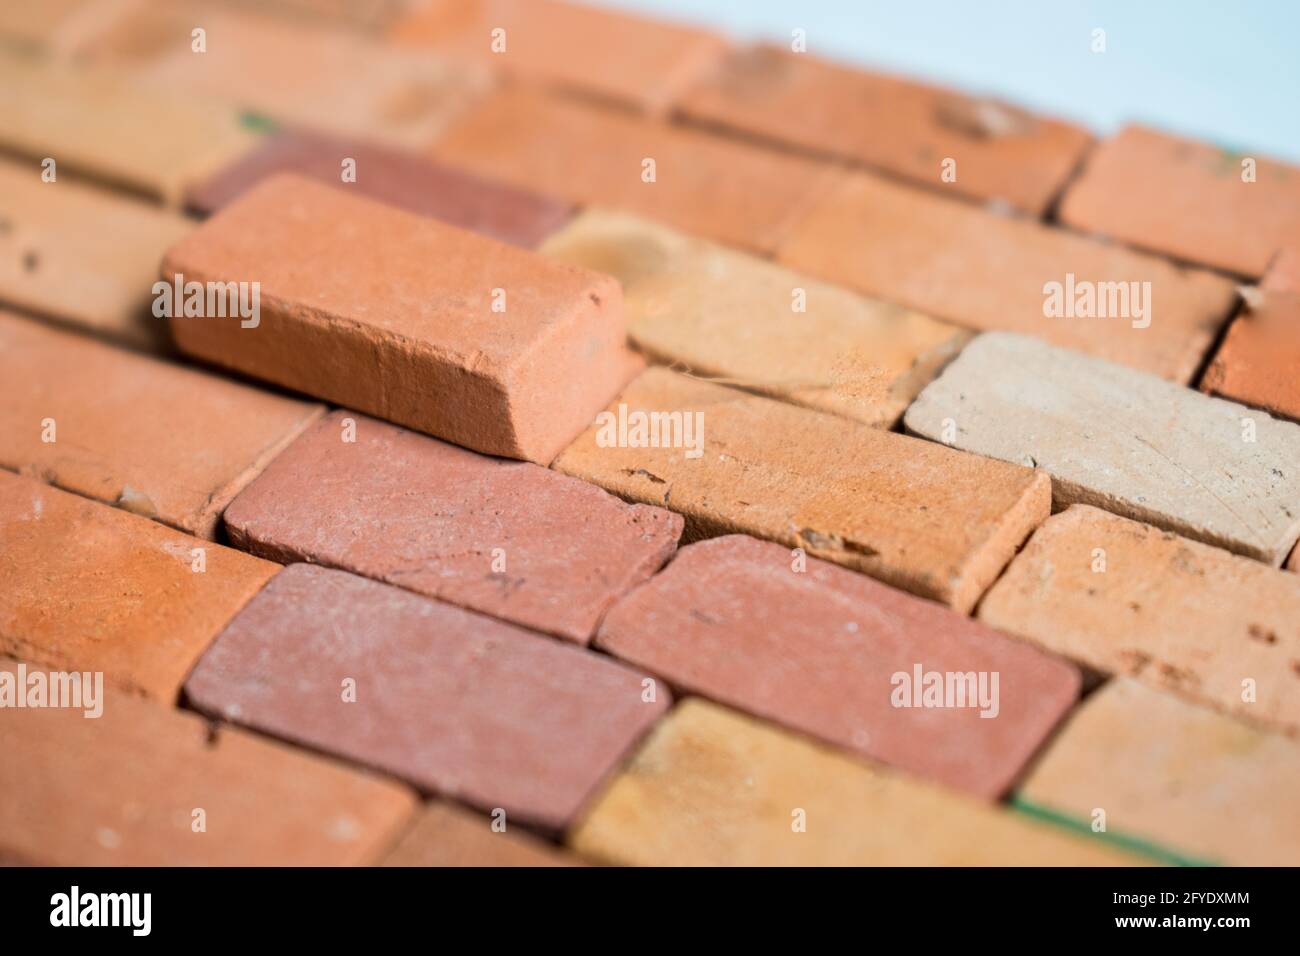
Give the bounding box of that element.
[978,505,1300,734]
[905,332,1300,564]
[381,803,580,867]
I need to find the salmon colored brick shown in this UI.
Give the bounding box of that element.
[540,208,970,428]
[776,170,1237,382]
[0,658,415,866]
[163,174,639,464]
[381,803,579,867]
[391,0,727,115]
[979,506,1300,735]
[1059,125,1300,277]
[0,313,324,538]
[569,699,1140,866]
[1018,679,1300,867]
[0,162,192,352]
[552,367,1050,613]
[0,474,278,701]
[596,535,1080,798]
[680,45,1092,216]
[432,87,841,256]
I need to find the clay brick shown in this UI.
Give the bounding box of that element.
[218,0,414,33]
[381,802,578,867]
[569,699,1138,866]
[1059,125,1300,277]
[905,333,1300,564]
[223,411,681,643]
[777,171,1237,382]
[432,87,841,256]
[163,174,638,464]
[185,564,670,830]
[596,535,1079,797]
[0,0,139,57]
[0,658,415,865]
[0,162,192,352]
[680,45,1091,216]
[553,367,1050,613]
[0,313,324,538]
[391,0,727,115]
[0,473,277,701]
[186,128,574,247]
[978,505,1300,735]
[540,208,970,428]
[1018,679,1300,866]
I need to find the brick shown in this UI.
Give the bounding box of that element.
[0,313,324,538]
[432,88,841,256]
[185,128,574,247]
[381,802,578,867]
[0,162,192,352]
[680,45,1091,216]
[553,367,1049,613]
[223,411,681,643]
[1018,679,1300,866]
[596,535,1079,797]
[0,658,415,865]
[569,699,1138,866]
[217,0,416,33]
[391,0,727,116]
[777,171,1237,382]
[905,333,1300,564]
[185,563,670,830]
[164,174,639,464]
[1059,125,1300,277]
[0,0,139,56]
[0,473,277,701]
[0,54,258,206]
[540,208,970,428]
[978,505,1300,734]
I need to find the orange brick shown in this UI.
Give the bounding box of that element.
[381,802,579,867]
[680,45,1092,216]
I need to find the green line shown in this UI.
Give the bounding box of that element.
[239,112,279,134]
[1011,796,1220,868]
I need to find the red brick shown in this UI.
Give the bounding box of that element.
[163,174,639,464]
[184,563,670,830]
[381,802,579,866]
[597,535,1079,798]
[223,410,681,643]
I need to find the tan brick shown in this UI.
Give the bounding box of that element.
[569,699,1139,866]
[0,473,278,701]
[979,506,1300,734]
[680,45,1092,216]
[0,658,415,865]
[1019,679,1300,866]
[0,0,140,57]
[432,87,841,256]
[0,312,324,537]
[381,802,579,867]
[0,161,192,352]
[540,208,970,428]
[777,170,1238,382]
[553,367,1049,613]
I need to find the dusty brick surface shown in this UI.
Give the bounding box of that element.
[223,411,681,643]
[596,535,1080,797]
[776,171,1237,382]
[0,658,415,865]
[569,699,1139,866]
[680,45,1092,215]
[0,473,278,701]
[1019,679,1300,866]
[185,564,670,830]
[432,87,841,256]
[905,332,1300,564]
[391,0,727,115]
[1059,125,1300,277]
[978,506,1300,734]
[185,128,574,247]
[553,367,1050,613]
[0,160,193,353]
[0,313,324,538]
[164,174,639,464]
[540,208,970,428]
[381,802,579,867]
